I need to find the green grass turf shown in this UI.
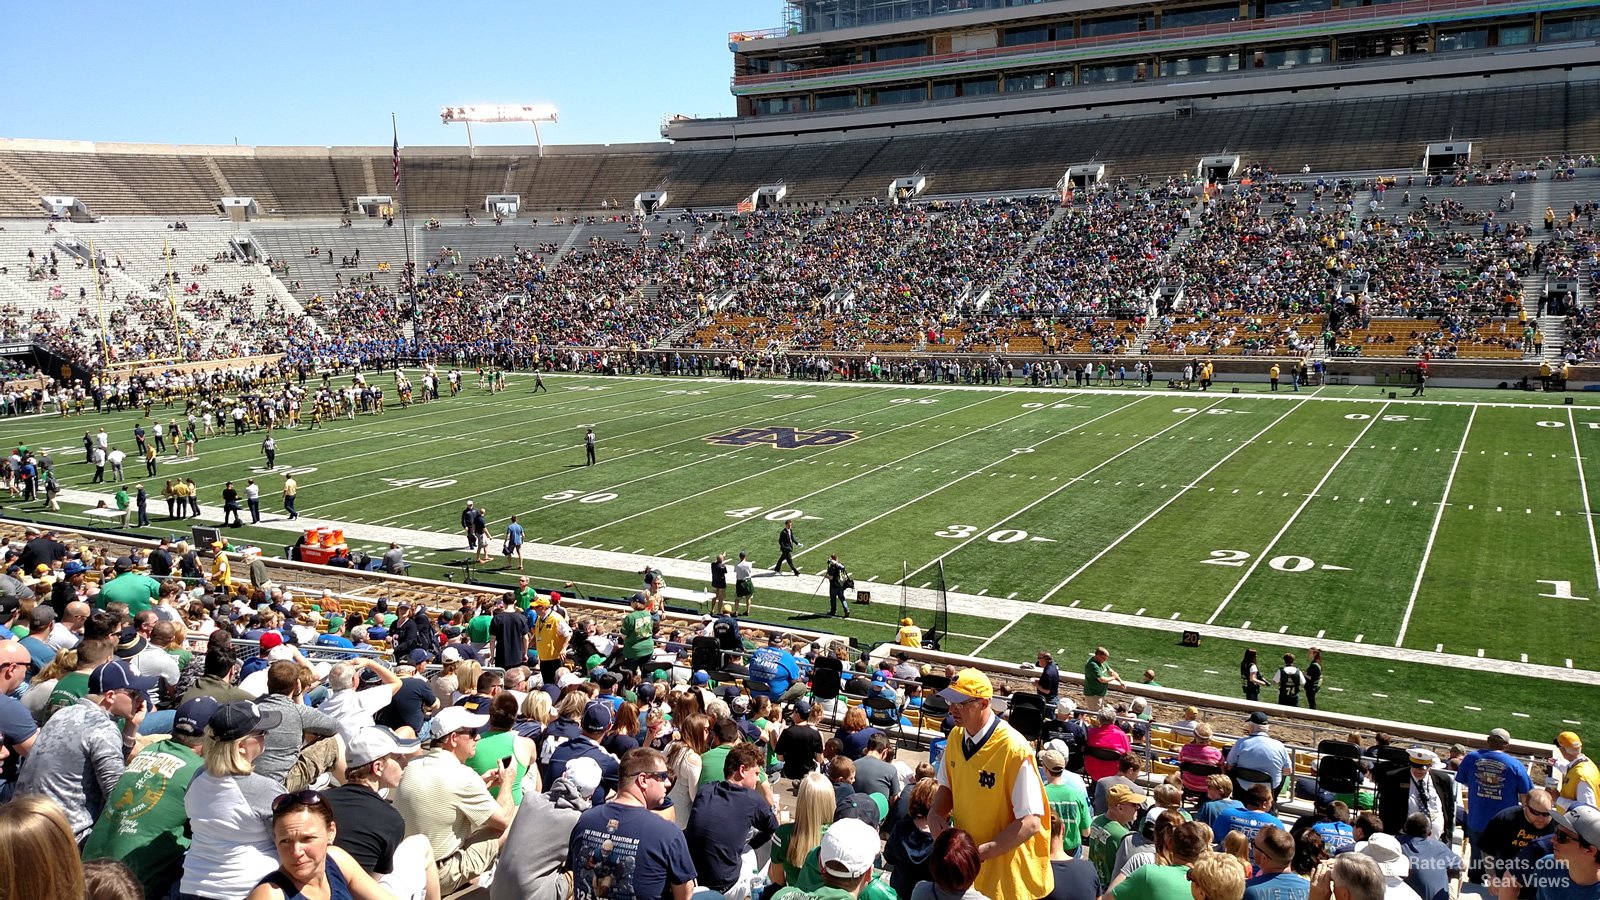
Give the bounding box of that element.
[4,371,1597,733]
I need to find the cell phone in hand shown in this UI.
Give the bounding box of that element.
[500,755,515,769]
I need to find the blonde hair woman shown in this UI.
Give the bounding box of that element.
[768,772,835,887]
[180,701,285,900]
[665,712,712,830]
[515,689,554,741]
[0,795,86,900]
[1187,851,1248,900]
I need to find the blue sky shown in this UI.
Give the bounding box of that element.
[1,1,772,149]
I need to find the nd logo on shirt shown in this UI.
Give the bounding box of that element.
[979,770,998,789]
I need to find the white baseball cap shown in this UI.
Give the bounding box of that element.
[346,725,422,768]
[1356,834,1410,880]
[820,818,879,878]
[424,706,490,740]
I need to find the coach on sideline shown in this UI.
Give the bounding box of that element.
[929,667,1053,900]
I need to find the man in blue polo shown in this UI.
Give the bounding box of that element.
[1226,711,1293,801]
[748,633,803,703]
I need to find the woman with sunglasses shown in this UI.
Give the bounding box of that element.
[246,790,396,900]
[180,701,286,900]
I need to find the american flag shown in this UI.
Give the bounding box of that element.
[392,133,401,188]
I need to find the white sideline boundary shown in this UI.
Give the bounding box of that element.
[1395,405,1476,646]
[1569,405,1600,597]
[49,484,1598,686]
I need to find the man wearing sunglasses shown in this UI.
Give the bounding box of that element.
[1479,790,1555,889]
[929,667,1053,900]
[0,640,37,801]
[568,747,698,900]
[1544,805,1600,900]
[15,659,155,841]
[393,706,514,894]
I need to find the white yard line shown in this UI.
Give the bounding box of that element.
[1395,405,1477,647]
[902,395,1213,584]
[105,377,695,490]
[1039,398,1310,602]
[554,390,1010,545]
[796,398,1151,558]
[1206,401,1388,624]
[1568,405,1600,596]
[655,392,1033,555]
[309,386,869,522]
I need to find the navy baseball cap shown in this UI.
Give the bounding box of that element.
[583,701,614,732]
[174,696,222,737]
[88,660,160,696]
[208,701,284,742]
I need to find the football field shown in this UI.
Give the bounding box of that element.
[8,371,1599,735]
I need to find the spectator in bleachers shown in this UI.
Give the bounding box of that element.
[1352,833,1424,900]
[1553,731,1599,814]
[393,705,515,894]
[1086,708,1136,786]
[491,755,604,900]
[1244,825,1310,900]
[1041,747,1093,856]
[81,695,217,898]
[1214,786,1287,850]
[1396,813,1461,900]
[1310,853,1386,900]
[1458,728,1534,877]
[16,659,153,841]
[1094,752,1145,817]
[180,700,287,900]
[567,747,699,900]
[929,667,1053,900]
[1226,712,1293,800]
[1477,788,1554,887]
[687,741,778,898]
[1090,784,1147,887]
[1182,725,1226,794]
[1190,852,1249,900]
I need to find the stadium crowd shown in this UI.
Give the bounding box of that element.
[0,527,1596,900]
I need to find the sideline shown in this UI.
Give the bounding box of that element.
[47,486,1600,687]
[535,371,1599,412]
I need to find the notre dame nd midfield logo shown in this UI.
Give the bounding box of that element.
[707,426,860,450]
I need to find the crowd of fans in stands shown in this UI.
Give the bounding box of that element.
[1,520,1598,900]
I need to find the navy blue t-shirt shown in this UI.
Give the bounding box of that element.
[375,677,437,735]
[686,781,777,890]
[568,801,698,900]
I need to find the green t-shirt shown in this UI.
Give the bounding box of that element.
[1045,779,1094,854]
[794,847,894,900]
[44,671,93,724]
[166,647,194,670]
[115,490,130,510]
[698,744,768,786]
[1110,864,1192,900]
[1087,813,1131,887]
[1084,658,1112,697]
[82,738,204,896]
[98,572,161,615]
[769,822,827,887]
[621,609,655,660]
[9,624,25,640]
[514,586,539,610]
[467,614,493,645]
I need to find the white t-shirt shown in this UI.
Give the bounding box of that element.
[320,685,397,741]
[180,771,280,899]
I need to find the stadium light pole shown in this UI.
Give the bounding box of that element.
[440,104,558,158]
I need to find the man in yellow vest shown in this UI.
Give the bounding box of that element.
[929,668,1053,900]
[531,596,572,686]
[896,617,922,648]
[1555,731,1599,812]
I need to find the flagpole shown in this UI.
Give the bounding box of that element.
[392,113,416,351]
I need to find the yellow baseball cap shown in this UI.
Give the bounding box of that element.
[938,668,994,704]
[1558,732,1583,750]
[900,617,914,626]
